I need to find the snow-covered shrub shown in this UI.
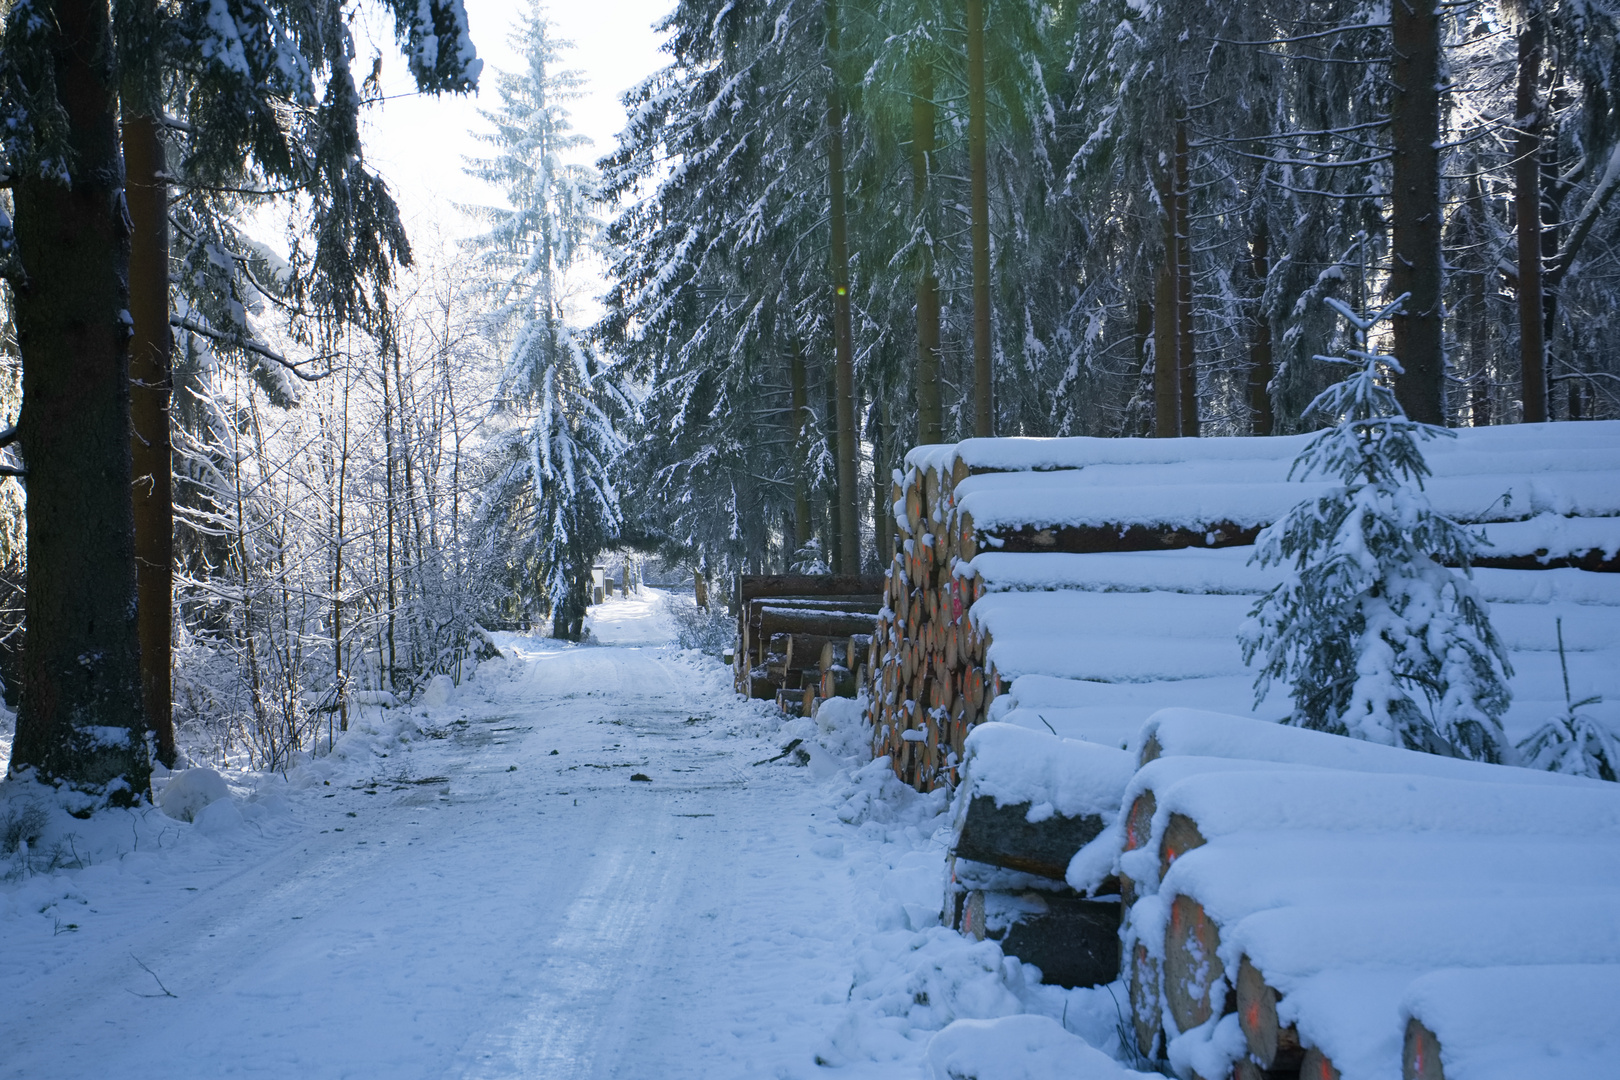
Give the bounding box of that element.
[1518,618,1616,780]
[665,590,733,654]
[1240,296,1512,761]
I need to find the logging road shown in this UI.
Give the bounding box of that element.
[0,592,889,1080]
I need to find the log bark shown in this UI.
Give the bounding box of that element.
[1164,893,1226,1033]
[1238,956,1304,1070]
[759,607,879,640]
[739,574,886,600]
[954,795,1106,879]
[973,521,1261,556]
[998,894,1121,988]
[1403,1018,1444,1080]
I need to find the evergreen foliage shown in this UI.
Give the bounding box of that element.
[1240,296,1514,761]
[464,5,625,641]
[1518,618,1617,780]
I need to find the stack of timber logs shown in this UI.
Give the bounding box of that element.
[866,456,990,790]
[1114,709,1620,1080]
[733,574,884,715]
[866,423,1620,792]
[946,724,1133,988]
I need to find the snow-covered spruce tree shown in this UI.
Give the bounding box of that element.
[1518,618,1616,780]
[464,5,624,641]
[1240,295,1513,761]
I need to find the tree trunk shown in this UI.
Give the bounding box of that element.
[912,59,944,446]
[1515,0,1547,423]
[1153,198,1180,439]
[1248,219,1275,435]
[824,368,843,572]
[122,99,176,767]
[1463,176,1494,426]
[871,398,891,564]
[9,0,149,797]
[790,347,812,549]
[1175,117,1198,436]
[1390,0,1446,425]
[1163,893,1225,1033]
[967,0,993,437]
[825,0,859,573]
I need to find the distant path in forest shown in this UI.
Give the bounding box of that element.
[1,593,866,1080]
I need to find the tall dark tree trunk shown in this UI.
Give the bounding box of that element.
[826,0,859,573]
[1174,119,1197,436]
[1389,0,1446,425]
[911,58,943,446]
[9,0,149,796]
[1154,163,1181,439]
[824,368,843,572]
[1247,219,1275,435]
[967,0,993,437]
[790,347,812,549]
[123,99,176,768]
[1515,0,1547,423]
[872,397,891,564]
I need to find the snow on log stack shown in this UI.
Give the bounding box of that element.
[945,723,1135,989]
[733,573,885,714]
[860,423,1620,1075]
[1114,708,1620,1080]
[865,422,1620,791]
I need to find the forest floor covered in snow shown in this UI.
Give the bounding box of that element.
[0,590,1142,1080]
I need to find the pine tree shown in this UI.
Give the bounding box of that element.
[464,5,623,641]
[1240,295,1514,761]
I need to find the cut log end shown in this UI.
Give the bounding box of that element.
[1129,941,1161,1059]
[1124,791,1156,852]
[1403,1018,1444,1080]
[1237,956,1302,1069]
[1164,893,1226,1033]
[1301,1046,1342,1080]
[1158,811,1207,881]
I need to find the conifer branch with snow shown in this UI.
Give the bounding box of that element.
[1240,295,1514,761]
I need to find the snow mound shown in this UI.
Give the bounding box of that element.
[926,1014,1160,1080]
[420,673,456,708]
[158,768,232,823]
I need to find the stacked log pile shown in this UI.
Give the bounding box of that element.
[732,573,884,715]
[946,723,1134,989]
[866,423,1620,792]
[1115,709,1620,1080]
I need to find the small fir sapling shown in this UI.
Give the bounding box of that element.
[1239,295,1514,761]
[789,538,832,575]
[1517,618,1617,780]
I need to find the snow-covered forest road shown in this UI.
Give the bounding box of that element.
[2,594,962,1080]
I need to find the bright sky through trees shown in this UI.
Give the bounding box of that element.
[358,0,669,258]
